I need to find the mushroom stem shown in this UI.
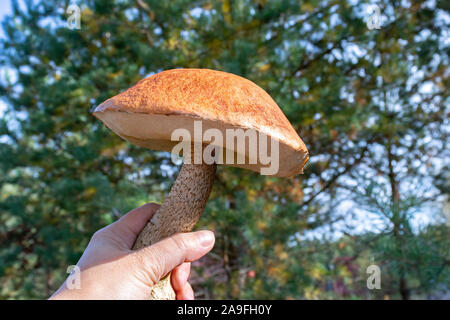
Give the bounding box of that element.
[132,161,216,300]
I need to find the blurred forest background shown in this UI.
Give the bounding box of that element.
[0,0,449,300]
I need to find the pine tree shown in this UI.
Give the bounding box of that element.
[0,0,448,299]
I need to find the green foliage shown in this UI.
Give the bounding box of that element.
[0,0,448,299]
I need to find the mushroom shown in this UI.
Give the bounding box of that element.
[93,68,309,299]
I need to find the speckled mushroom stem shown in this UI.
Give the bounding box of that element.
[132,162,216,300]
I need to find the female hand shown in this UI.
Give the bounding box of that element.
[50,203,215,300]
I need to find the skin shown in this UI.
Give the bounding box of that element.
[49,203,215,300]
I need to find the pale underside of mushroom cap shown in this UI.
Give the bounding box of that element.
[93,68,309,177]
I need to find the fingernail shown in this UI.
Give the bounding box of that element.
[196,231,214,247]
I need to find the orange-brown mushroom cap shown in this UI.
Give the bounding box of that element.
[93,68,309,177]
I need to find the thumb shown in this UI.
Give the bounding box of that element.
[130,230,215,286]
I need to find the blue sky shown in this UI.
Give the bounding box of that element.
[0,1,12,39]
[0,1,13,116]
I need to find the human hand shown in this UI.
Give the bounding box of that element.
[50,203,215,300]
